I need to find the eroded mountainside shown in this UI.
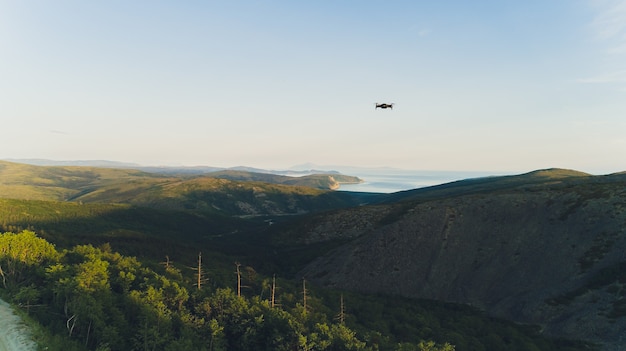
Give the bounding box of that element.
[299,170,626,350]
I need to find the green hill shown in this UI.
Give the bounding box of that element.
[374,168,597,204]
[0,160,368,217]
[0,162,614,350]
[0,160,158,201]
[206,170,362,190]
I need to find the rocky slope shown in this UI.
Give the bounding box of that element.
[300,170,626,350]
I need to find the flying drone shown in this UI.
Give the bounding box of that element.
[375,103,394,110]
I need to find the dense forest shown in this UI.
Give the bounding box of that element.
[1,230,450,351]
[1,230,594,351]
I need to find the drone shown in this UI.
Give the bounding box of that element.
[375,103,394,110]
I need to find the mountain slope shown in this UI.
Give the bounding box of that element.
[206,170,362,190]
[0,160,369,217]
[0,160,157,201]
[298,169,626,350]
[70,176,364,216]
[2,158,363,189]
[373,168,594,204]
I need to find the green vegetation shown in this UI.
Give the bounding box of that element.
[0,198,255,257]
[0,162,608,350]
[1,230,596,351]
[206,170,362,190]
[0,160,365,217]
[0,160,158,201]
[1,230,454,351]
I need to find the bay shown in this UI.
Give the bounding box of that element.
[337,170,505,193]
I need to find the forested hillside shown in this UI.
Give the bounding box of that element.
[0,231,593,351]
[0,162,611,350]
[205,170,362,190]
[0,160,367,216]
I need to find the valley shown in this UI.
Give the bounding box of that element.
[1,160,622,350]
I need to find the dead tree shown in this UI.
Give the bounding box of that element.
[197,253,203,290]
[271,274,277,308]
[235,262,242,297]
[0,265,6,289]
[65,299,77,337]
[336,294,346,325]
[188,253,208,290]
[85,320,92,347]
[161,255,172,270]
[302,278,308,314]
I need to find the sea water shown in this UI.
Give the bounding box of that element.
[337,170,503,193]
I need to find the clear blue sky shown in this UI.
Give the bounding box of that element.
[2,1,626,173]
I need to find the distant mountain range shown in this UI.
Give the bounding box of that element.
[2,158,350,176]
[2,158,625,348]
[0,160,367,216]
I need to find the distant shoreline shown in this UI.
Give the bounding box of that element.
[337,170,500,193]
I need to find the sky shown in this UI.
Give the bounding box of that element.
[2,1,626,174]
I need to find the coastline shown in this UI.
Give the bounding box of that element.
[336,170,504,193]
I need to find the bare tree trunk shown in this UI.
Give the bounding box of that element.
[271,275,276,308]
[85,320,91,347]
[235,262,242,297]
[197,252,202,290]
[302,278,307,314]
[144,320,149,351]
[338,294,345,324]
[67,314,77,337]
[64,299,77,337]
[0,265,6,289]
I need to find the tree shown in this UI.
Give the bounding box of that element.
[52,247,113,347]
[0,230,58,289]
[312,322,368,351]
[197,253,204,290]
[14,284,41,313]
[302,278,308,315]
[271,275,277,308]
[189,253,208,290]
[336,294,346,325]
[235,262,242,297]
[206,318,225,351]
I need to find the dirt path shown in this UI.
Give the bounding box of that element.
[0,298,37,351]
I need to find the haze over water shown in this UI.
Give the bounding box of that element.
[337,170,503,193]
